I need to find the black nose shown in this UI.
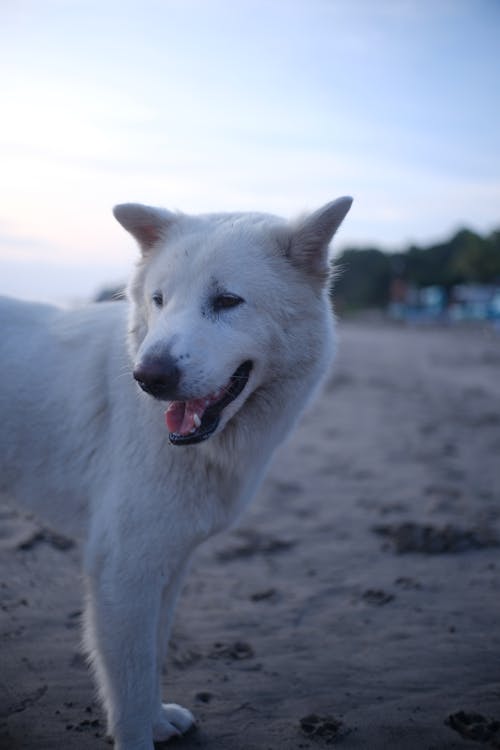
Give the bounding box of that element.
[133,354,181,400]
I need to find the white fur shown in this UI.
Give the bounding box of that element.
[0,197,352,749]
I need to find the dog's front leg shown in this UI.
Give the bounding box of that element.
[84,550,192,750]
[84,564,160,750]
[152,560,195,743]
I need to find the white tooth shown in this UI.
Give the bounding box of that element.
[193,413,201,428]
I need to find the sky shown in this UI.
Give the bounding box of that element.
[1,0,499,303]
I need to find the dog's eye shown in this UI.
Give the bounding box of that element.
[213,293,244,313]
[152,291,164,308]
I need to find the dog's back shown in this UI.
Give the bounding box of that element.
[0,296,59,493]
[0,297,131,534]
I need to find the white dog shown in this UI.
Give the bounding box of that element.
[0,196,352,749]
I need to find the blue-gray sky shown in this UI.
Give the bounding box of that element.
[1,0,499,302]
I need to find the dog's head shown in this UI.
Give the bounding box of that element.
[113,198,352,446]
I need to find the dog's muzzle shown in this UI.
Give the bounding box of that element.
[166,360,253,446]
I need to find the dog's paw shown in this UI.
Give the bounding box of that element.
[153,703,195,742]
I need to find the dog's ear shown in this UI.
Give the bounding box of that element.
[113,203,176,255]
[287,196,353,280]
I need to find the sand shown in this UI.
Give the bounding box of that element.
[1,319,500,750]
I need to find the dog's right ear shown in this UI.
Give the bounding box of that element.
[113,203,177,255]
[286,197,353,282]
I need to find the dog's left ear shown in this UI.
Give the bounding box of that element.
[113,203,177,255]
[287,196,353,280]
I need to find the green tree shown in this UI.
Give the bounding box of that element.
[330,225,500,310]
[452,229,500,282]
[332,248,391,311]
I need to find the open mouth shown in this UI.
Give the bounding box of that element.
[165,360,253,446]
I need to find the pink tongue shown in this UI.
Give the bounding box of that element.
[165,398,206,435]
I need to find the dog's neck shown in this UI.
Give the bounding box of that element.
[194,364,327,529]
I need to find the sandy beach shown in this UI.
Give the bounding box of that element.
[1,319,500,750]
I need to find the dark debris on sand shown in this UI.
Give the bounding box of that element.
[215,528,296,561]
[17,528,75,552]
[373,521,499,554]
[361,588,395,606]
[299,713,347,743]
[446,710,500,747]
[209,641,254,660]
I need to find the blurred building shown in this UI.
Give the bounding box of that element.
[388,281,500,323]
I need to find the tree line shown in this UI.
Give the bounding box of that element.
[331,226,500,311]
